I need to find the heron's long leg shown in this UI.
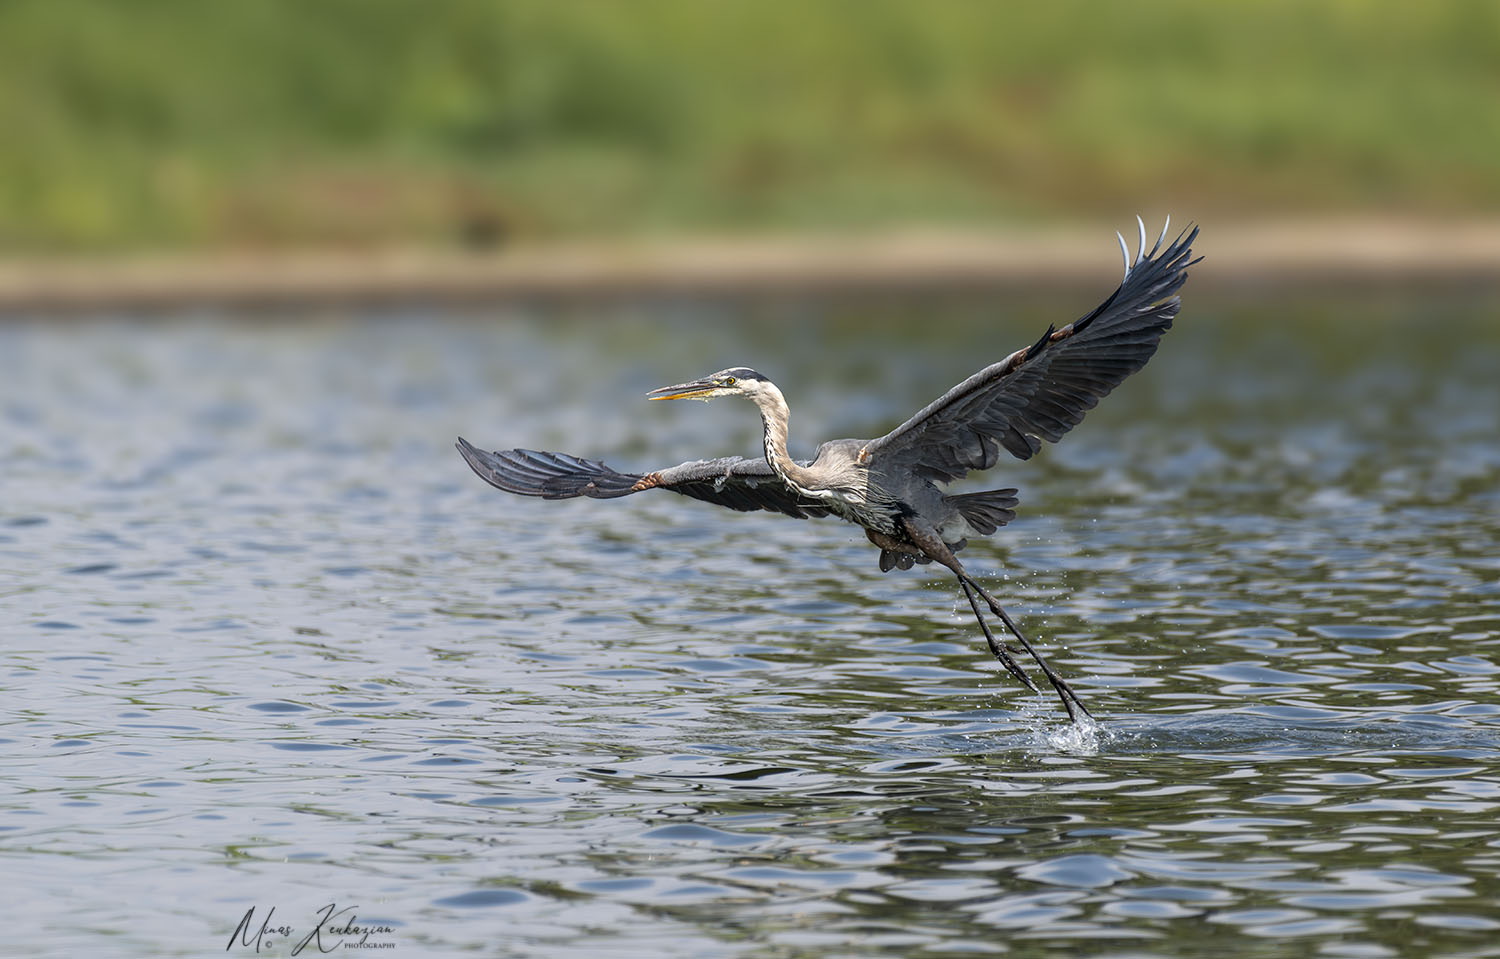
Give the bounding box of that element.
[959,573,1092,723]
[897,515,1091,723]
[960,578,1037,692]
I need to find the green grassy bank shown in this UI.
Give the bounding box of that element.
[2,1,1496,253]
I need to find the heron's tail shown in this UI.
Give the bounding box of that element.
[456,438,644,499]
[945,488,1019,535]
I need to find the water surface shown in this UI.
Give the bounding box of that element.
[2,294,1498,956]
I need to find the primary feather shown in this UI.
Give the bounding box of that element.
[863,225,1199,482]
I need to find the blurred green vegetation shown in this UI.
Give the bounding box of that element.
[1,0,1496,253]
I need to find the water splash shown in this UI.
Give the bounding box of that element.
[1039,712,1102,755]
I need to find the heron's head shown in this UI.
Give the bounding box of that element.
[646,367,769,403]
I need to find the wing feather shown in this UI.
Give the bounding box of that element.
[456,439,643,498]
[864,223,1200,483]
[455,437,833,519]
[650,455,835,518]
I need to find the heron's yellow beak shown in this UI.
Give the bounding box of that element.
[646,378,721,401]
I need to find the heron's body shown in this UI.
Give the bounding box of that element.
[459,220,1200,723]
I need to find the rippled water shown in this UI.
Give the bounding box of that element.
[3,293,1498,957]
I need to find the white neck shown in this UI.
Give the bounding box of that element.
[748,381,820,492]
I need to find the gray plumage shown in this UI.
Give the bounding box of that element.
[458,221,1201,723]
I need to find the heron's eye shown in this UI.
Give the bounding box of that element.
[723,376,737,386]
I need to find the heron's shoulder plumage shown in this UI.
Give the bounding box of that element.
[809,438,865,467]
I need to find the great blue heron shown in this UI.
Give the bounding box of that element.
[458,219,1199,723]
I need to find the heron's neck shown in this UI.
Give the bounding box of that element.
[750,383,821,492]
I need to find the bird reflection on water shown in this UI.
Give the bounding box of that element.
[459,219,1201,723]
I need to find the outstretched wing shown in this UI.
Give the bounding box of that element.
[864,221,1200,484]
[456,437,834,519]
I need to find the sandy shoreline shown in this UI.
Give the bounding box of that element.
[2,219,1497,314]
